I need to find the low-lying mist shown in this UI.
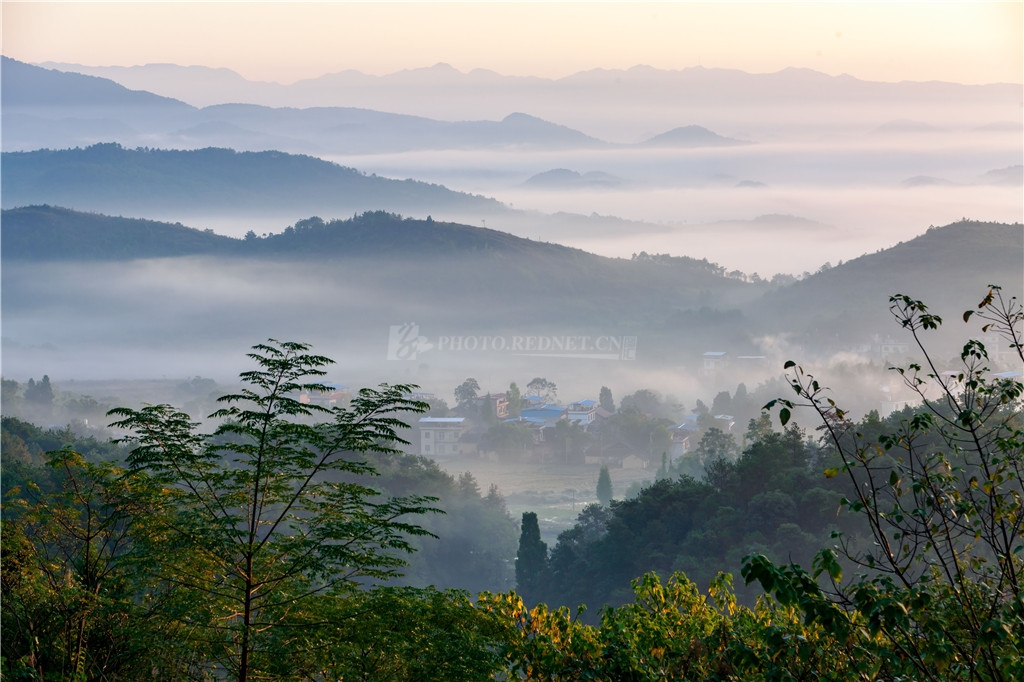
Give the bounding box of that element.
[4,239,1017,426]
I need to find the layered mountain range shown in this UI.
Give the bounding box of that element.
[2,57,749,154]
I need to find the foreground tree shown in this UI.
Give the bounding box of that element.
[108,340,439,681]
[756,286,1024,681]
[1,450,187,679]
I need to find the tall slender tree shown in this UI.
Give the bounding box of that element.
[515,511,547,605]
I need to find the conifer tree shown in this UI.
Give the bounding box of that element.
[596,464,613,507]
[515,511,547,605]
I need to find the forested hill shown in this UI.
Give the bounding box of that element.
[0,144,503,215]
[1,205,237,260]
[1,206,747,303]
[751,220,1024,341]
[1,205,576,261]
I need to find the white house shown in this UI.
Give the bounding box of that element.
[567,399,598,426]
[418,417,467,458]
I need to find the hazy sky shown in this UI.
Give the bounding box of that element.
[3,2,1021,84]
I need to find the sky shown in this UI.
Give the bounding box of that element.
[3,1,1021,85]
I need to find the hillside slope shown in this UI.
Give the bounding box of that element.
[754,220,1024,350]
[1,144,503,216]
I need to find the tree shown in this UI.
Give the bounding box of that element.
[1,449,182,680]
[24,375,55,419]
[596,465,613,507]
[482,421,535,460]
[694,426,739,467]
[507,382,522,418]
[710,390,733,416]
[599,385,615,413]
[2,378,22,415]
[454,377,480,410]
[620,389,665,417]
[551,418,590,464]
[515,512,548,605]
[107,340,440,681]
[289,586,505,680]
[754,286,1024,681]
[480,393,496,424]
[527,377,557,403]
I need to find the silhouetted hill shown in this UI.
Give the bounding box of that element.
[2,205,769,372]
[1,205,235,259]
[1,144,503,215]
[1,56,191,111]
[523,169,624,189]
[1,205,748,302]
[755,220,1024,349]
[2,58,607,153]
[639,125,747,148]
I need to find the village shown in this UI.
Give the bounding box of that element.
[298,331,978,474]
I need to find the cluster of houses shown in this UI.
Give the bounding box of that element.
[415,391,737,469]
[297,335,1022,467]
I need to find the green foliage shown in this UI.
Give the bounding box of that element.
[482,420,535,460]
[599,385,615,413]
[105,340,440,680]
[482,570,870,681]
[531,415,861,615]
[507,381,523,418]
[695,426,739,465]
[516,512,549,606]
[527,377,558,403]
[454,377,480,409]
[1,341,520,680]
[758,285,1024,681]
[609,408,673,462]
[267,586,506,681]
[1,449,192,680]
[374,459,518,593]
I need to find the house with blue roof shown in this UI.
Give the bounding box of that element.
[519,404,567,426]
[568,399,598,426]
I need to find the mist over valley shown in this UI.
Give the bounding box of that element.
[3,51,1021,485]
[4,5,1024,677]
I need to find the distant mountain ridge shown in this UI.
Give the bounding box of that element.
[38,59,1021,110]
[0,143,504,215]
[2,57,744,153]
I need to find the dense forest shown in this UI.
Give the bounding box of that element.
[2,287,1021,680]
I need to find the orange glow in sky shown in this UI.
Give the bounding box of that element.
[2,2,1021,84]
